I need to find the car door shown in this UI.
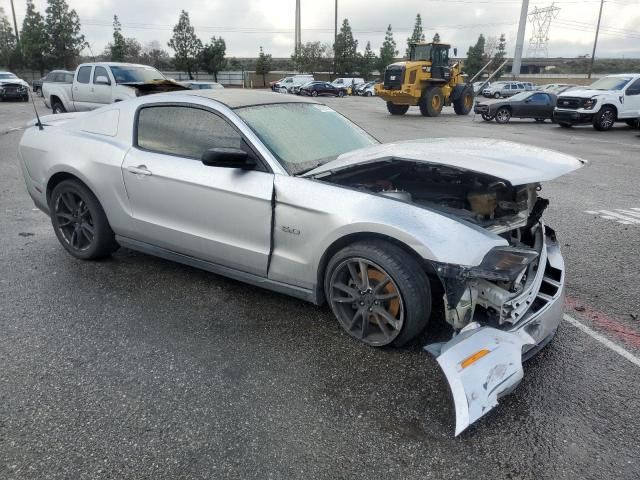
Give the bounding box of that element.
[91,66,113,106]
[521,92,550,117]
[71,66,94,111]
[121,103,274,276]
[622,78,640,119]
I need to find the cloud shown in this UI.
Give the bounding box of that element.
[16,0,640,58]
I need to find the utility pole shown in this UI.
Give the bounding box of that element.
[334,0,338,76]
[9,0,20,46]
[511,0,529,77]
[588,0,604,79]
[294,0,301,57]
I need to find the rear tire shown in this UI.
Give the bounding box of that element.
[337,90,345,97]
[558,122,572,128]
[311,90,318,97]
[624,119,640,128]
[52,99,66,114]
[593,106,616,131]
[453,87,474,115]
[495,107,512,124]
[387,102,409,115]
[419,86,444,117]
[324,240,431,347]
[49,180,119,260]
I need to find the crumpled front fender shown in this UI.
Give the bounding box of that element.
[425,324,535,436]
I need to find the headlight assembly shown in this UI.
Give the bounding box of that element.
[436,247,539,283]
[583,98,597,110]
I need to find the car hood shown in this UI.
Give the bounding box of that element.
[302,138,586,186]
[0,79,28,87]
[558,89,615,99]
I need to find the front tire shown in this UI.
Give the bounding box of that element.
[453,87,474,115]
[493,92,501,99]
[387,102,409,115]
[365,91,372,97]
[49,180,119,260]
[311,90,318,97]
[481,113,495,121]
[325,240,431,347]
[495,107,512,124]
[419,87,444,117]
[593,106,616,131]
[52,99,66,114]
[337,90,345,97]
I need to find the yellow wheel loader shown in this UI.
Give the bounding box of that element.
[375,42,474,117]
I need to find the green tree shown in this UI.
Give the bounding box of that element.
[168,10,202,79]
[255,46,272,87]
[405,13,425,57]
[359,41,377,80]
[465,34,487,78]
[21,1,47,74]
[491,33,507,80]
[199,36,226,81]
[378,24,398,73]
[433,32,440,43]
[292,41,331,74]
[0,8,17,69]
[45,0,87,69]
[110,15,126,61]
[124,38,142,63]
[334,19,358,75]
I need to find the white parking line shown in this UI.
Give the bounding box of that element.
[563,314,640,368]
[584,208,640,225]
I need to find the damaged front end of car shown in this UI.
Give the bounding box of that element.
[305,139,580,435]
[428,217,565,435]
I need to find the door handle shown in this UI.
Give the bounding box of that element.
[127,165,152,176]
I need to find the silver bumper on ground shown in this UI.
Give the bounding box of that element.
[426,228,565,436]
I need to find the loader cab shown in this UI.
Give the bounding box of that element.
[409,42,451,81]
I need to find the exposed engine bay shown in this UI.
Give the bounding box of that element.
[321,160,542,233]
[320,159,555,331]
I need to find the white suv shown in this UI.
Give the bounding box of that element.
[554,74,640,131]
[482,81,526,98]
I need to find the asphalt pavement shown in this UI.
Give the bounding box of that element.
[1,96,639,479]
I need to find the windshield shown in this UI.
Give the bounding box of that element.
[0,73,18,79]
[510,92,532,101]
[410,44,432,61]
[236,103,378,175]
[589,76,632,91]
[110,65,165,84]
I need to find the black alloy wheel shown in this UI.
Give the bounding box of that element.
[49,180,118,260]
[481,113,495,121]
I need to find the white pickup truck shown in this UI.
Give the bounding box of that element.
[43,62,186,113]
[554,73,640,131]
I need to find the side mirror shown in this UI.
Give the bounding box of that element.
[95,75,110,85]
[201,147,256,170]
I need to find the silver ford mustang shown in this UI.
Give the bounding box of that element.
[18,90,584,435]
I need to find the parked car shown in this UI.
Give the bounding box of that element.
[472,81,490,94]
[18,89,583,435]
[554,74,640,131]
[299,81,345,97]
[356,81,377,96]
[276,75,314,93]
[33,70,74,97]
[522,82,535,91]
[0,71,29,101]
[270,78,285,91]
[474,91,557,123]
[180,81,224,90]
[483,81,527,98]
[331,77,365,92]
[537,83,577,95]
[43,62,187,113]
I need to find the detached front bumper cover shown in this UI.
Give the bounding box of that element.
[426,324,535,436]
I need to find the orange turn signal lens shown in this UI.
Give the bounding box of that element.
[460,349,491,369]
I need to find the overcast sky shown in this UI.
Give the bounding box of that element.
[10,0,640,59]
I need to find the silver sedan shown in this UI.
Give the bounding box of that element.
[18,90,583,434]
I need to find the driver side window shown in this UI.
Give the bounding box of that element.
[136,105,243,159]
[626,79,640,96]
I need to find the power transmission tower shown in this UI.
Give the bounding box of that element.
[526,3,560,58]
